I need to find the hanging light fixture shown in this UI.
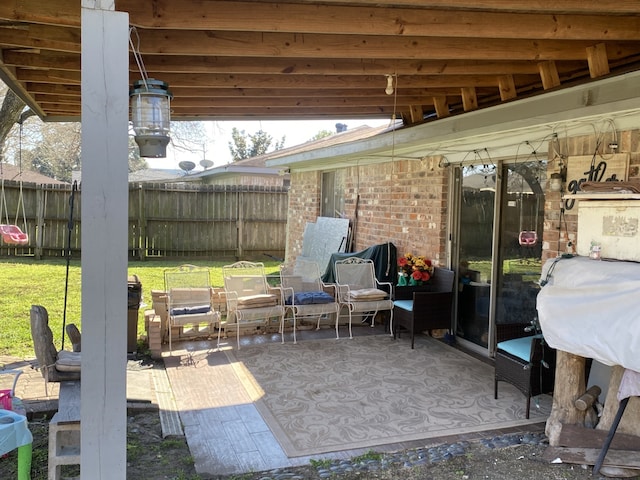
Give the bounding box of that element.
[130,79,172,158]
[549,172,563,192]
[129,28,172,158]
[385,74,395,95]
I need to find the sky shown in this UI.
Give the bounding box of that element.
[151,118,392,170]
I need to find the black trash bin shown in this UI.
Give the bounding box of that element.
[127,275,142,353]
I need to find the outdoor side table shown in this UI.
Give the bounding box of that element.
[0,409,33,480]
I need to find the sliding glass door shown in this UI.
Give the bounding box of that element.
[452,160,546,353]
[454,165,496,349]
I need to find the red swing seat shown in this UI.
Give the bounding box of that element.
[0,224,29,245]
[518,230,537,246]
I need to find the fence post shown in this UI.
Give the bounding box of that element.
[35,184,44,259]
[137,184,145,261]
[236,189,244,259]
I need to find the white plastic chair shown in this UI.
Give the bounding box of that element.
[280,259,340,343]
[334,257,394,338]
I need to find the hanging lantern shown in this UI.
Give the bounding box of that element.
[130,78,172,158]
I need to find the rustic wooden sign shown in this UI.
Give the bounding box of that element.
[564,153,629,210]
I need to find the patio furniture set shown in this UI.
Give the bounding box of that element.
[143,258,465,355]
[152,257,399,353]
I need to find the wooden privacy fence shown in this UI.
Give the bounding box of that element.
[0,181,288,260]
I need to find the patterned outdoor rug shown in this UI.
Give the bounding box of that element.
[225,334,551,457]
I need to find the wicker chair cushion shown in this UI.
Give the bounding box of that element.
[393,300,413,312]
[348,288,387,301]
[237,294,278,308]
[497,334,543,361]
[286,291,334,305]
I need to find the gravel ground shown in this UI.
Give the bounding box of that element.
[3,411,637,480]
[217,439,633,480]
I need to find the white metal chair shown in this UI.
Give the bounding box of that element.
[164,265,220,354]
[280,259,340,343]
[222,261,285,348]
[334,257,394,338]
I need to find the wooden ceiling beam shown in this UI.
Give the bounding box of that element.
[169,105,398,117]
[26,83,470,98]
[2,25,636,62]
[102,72,528,89]
[116,1,640,41]
[587,43,610,78]
[433,96,450,118]
[2,50,587,76]
[268,1,640,14]
[34,93,439,108]
[134,31,637,62]
[6,1,640,41]
[538,60,561,89]
[498,75,517,101]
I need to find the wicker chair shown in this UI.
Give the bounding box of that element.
[494,321,556,419]
[392,267,455,349]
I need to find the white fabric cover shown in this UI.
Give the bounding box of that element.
[618,369,640,400]
[537,255,640,372]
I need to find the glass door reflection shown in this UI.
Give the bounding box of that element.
[456,166,496,348]
[495,161,546,327]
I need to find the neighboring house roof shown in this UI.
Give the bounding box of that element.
[71,168,185,184]
[181,125,390,181]
[127,168,184,183]
[0,163,68,185]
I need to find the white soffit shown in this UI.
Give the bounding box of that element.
[267,70,640,170]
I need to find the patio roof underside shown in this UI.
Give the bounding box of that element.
[1,1,640,127]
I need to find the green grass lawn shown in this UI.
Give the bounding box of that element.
[0,258,281,358]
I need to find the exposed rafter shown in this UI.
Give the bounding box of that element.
[1,0,639,124]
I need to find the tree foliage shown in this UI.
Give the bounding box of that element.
[309,130,334,142]
[228,128,285,161]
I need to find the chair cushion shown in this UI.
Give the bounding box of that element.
[348,288,388,301]
[237,294,278,308]
[286,291,334,305]
[56,350,82,372]
[170,305,211,315]
[497,334,543,362]
[393,300,413,312]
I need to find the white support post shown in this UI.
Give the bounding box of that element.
[80,4,129,479]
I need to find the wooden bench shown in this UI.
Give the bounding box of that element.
[49,381,81,480]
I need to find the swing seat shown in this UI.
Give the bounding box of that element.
[518,230,537,246]
[0,224,29,245]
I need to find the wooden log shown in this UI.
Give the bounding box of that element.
[546,350,588,446]
[575,385,602,411]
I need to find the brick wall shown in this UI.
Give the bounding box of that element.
[286,157,449,267]
[285,170,322,263]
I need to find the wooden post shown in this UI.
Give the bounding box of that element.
[546,350,588,446]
